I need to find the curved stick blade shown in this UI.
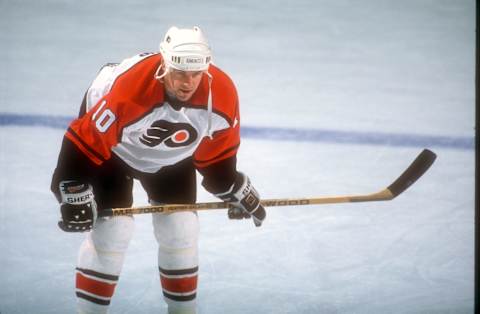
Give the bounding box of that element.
[387,149,437,198]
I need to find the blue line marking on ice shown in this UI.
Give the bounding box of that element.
[0,112,473,150]
[241,126,474,150]
[0,112,73,129]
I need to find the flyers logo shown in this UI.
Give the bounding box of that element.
[140,120,198,148]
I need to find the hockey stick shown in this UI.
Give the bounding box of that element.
[99,149,436,217]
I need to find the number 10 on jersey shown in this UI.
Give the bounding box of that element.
[92,100,116,133]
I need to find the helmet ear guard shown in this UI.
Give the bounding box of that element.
[159,26,212,72]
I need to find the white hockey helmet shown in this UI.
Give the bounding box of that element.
[159,26,212,72]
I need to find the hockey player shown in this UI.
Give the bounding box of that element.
[51,26,266,314]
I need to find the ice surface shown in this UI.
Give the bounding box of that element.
[0,1,474,313]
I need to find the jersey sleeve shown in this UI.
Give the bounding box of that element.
[65,62,123,165]
[65,95,126,165]
[193,122,240,169]
[194,125,240,194]
[65,54,160,166]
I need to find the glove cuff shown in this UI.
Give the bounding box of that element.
[59,180,94,205]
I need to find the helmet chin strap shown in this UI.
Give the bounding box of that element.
[205,70,213,138]
[154,62,169,80]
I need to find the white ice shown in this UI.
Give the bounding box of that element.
[0,1,475,313]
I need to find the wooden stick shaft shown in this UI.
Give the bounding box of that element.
[99,189,393,217]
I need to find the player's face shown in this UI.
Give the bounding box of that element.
[164,69,204,101]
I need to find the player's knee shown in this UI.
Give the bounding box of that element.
[90,216,135,253]
[152,211,199,250]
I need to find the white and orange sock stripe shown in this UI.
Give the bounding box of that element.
[75,267,119,306]
[159,266,198,302]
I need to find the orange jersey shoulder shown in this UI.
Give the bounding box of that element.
[105,53,164,106]
[209,64,239,126]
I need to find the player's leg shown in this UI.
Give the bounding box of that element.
[76,215,134,313]
[74,158,135,314]
[152,210,199,314]
[140,158,199,314]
